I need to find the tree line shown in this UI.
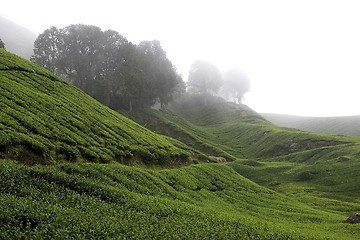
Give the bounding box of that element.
[31,24,184,111]
[13,24,249,111]
[188,60,250,104]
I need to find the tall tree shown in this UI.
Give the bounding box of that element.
[137,40,183,108]
[31,25,183,112]
[97,30,130,108]
[0,37,5,49]
[187,60,223,96]
[31,27,62,73]
[58,24,104,94]
[222,67,250,104]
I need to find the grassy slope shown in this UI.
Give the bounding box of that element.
[164,96,360,199]
[126,109,236,162]
[0,49,188,165]
[1,51,360,239]
[1,160,358,239]
[157,95,352,160]
[262,113,360,136]
[136,95,360,234]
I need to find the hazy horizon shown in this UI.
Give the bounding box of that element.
[2,0,360,117]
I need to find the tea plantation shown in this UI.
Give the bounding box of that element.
[1,49,360,239]
[0,49,188,165]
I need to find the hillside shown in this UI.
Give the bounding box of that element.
[150,96,360,198]
[261,113,360,136]
[1,51,360,239]
[1,160,358,239]
[136,95,351,161]
[133,95,360,208]
[0,16,36,59]
[0,49,189,165]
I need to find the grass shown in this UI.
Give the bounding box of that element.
[139,94,360,232]
[1,159,358,239]
[2,50,360,239]
[164,94,360,192]
[148,94,353,161]
[0,49,189,165]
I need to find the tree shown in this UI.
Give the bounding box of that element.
[97,30,130,108]
[31,26,62,73]
[187,60,223,96]
[137,40,183,109]
[0,37,5,49]
[58,25,105,93]
[31,25,183,112]
[222,67,250,104]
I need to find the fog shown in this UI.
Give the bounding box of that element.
[2,0,360,116]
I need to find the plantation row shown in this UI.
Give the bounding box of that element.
[144,95,351,161]
[1,160,356,239]
[1,45,360,239]
[0,50,189,164]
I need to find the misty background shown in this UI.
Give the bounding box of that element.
[1,0,360,116]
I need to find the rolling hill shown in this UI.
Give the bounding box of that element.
[147,95,360,200]
[0,49,189,165]
[133,95,352,161]
[1,50,360,239]
[261,113,360,136]
[3,160,356,239]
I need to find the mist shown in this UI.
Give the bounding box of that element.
[2,0,360,116]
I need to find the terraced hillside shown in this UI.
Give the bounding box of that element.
[1,50,360,239]
[1,160,358,239]
[141,95,352,161]
[0,49,189,165]
[136,96,360,222]
[152,96,360,198]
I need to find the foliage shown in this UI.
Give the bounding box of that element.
[221,67,250,104]
[165,94,350,160]
[31,24,183,111]
[121,93,360,238]
[2,43,360,239]
[187,60,223,97]
[31,26,62,73]
[0,49,189,164]
[0,160,357,239]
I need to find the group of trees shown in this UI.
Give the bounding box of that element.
[187,60,250,104]
[28,24,250,110]
[31,24,184,111]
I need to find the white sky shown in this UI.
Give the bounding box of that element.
[1,0,360,116]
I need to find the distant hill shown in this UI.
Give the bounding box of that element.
[261,113,360,136]
[0,49,189,165]
[127,95,350,161]
[0,16,36,59]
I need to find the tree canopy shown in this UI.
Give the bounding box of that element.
[31,24,184,111]
[187,60,223,96]
[222,67,250,104]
